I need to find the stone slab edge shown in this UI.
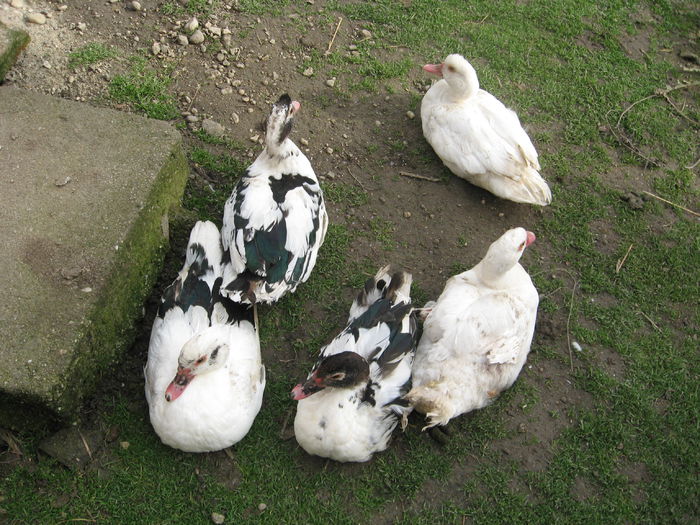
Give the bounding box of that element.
[0,21,29,83]
[0,141,188,430]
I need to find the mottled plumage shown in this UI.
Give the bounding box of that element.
[221,94,328,304]
[421,54,552,205]
[292,266,417,462]
[145,221,265,452]
[407,227,540,429]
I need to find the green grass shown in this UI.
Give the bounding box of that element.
[2,0,699,523]
[68,42,116,69]
[108,57,179,120]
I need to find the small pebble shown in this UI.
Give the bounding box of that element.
[404,211,412,218]
[361,29,372,39]
[231,112,240,124]
[119,441,130,449]
[326,171,336,180]
[76,22,86,31]
[300,138,309,146]
[128,1,141,11]
[26,12,47,24]
[221,86,233,95]
[186,115,199,123]
[374,120,381,126]
[211,513,225,524]
[151,42,161,55]
[302,67,314,77]
[42,60,52,69]
[11,0,25,8]
[325,78,336,87]
[572,341,582,352]
[249,134,260,142]
[258,503,267,512]
[177,34,189,46]
[189,30,205,44]
[406,110,415,119]
[325,147,333,154]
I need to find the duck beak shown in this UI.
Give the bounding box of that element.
[165,367,194,402]
[290,372,323,400]
[423,63,443,77]
[525,231,536,247]
[290,100,301,115]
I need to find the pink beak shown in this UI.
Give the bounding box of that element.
[526,231,536,247]
[423,63,443,77]
[165,367,195,402]
[291,100,301,115]
[290,383,309,400]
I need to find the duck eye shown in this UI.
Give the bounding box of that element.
[195,357,206,365]
[518,242,526,251]
[447,65,455,72]
[329,372,346,381]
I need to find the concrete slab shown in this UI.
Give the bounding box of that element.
[0,86,188,429]
[0,21,29,83]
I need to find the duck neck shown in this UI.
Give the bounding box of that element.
[264,137,299,161]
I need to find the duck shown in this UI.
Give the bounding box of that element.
[221,93,328,304]
[145,220,265,453]
[291,266,417,462]
[406,227,540,432]
[420,54,552,206]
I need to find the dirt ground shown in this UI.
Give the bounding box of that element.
[1,0,695,518]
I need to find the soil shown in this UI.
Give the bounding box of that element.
[0,0,697,520]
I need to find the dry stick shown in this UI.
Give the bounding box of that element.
[566,280,578,373]
[615,243,634,274]
[326,17,343,54]
[78,430,92,461]
[686,157,700,169]
[399,170,441,183]
[279,408,295,440]
[642,190,700,217]
[661,92,700,126]
[639,310,661,332]
[346,167,366,191]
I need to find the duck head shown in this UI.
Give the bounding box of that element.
[291,351,370,400]
[165,333,230,402]
[423,53,479,99]
[264,93,301,156]
[478,227,536,281]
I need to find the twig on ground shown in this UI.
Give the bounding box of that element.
[78,429,92,460]
[325,17,343,55]
[615,244,634,274]
[642,191,700,217]
[566,280,578,373]
[346,167,366,191]
[686,157,700,169]
[399,171,441,183]
[0,428,22,456]
[639,310,661,332]
[279,407,295,440]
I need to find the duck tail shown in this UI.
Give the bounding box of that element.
[404,384,453,430]
[521,167,552,206]
[185,221,223,276]
[349,265,412,321]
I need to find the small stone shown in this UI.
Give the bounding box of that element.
[42,60,52,69]
[231,112,240,124]
[76,22,87,31]
[360,29,372,39]
[325,147,333,154]
[374,120,381,126]
[189,30,205,45]
[211,512,225,524]
[58,4,68,11]
[216,53,225,63]
[208,26,222,37]
[119,441,130,449]
[185,115,199,123]
[325,78,336,87]
[185,17,199,32]
[406,110,415,119]
[326,171,336,180]
[348,44,357,50]
[517,423,526,433]
[177,34,189,46]
[300,138,309,146]
[128,1,141,11]
[80,287,92,293]
[151,42,161,55]
[202,118,225,137]
[258,503,267,511]
[302,67,313,77]
[572,341,582,352]
[10,0,25,8]
[220,86,233,95]
[238,88,246,95]
[272,71,279,81]
[26,12,47,24]
[249,134,260,142]
[403,211,411,218]
[236,62,245,69]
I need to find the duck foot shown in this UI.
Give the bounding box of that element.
[427,424,451,445]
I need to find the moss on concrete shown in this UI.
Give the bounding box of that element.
[0,21,29,83]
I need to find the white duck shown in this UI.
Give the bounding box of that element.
[145,221,265,453]
[221,93,328,304]
[421,54,552,205]
[291,266,417,462]
[406,227,539,430]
